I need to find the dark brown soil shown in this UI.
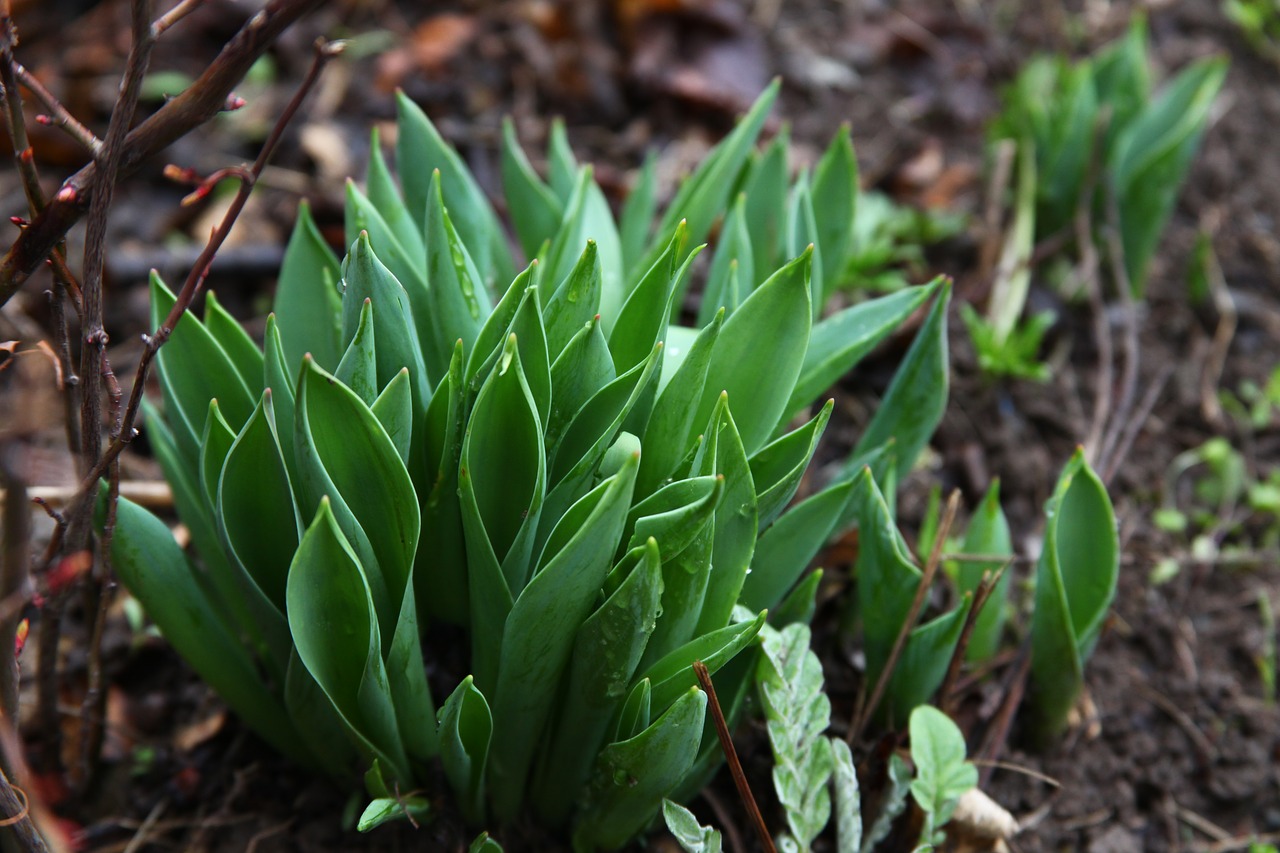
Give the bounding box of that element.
[2,0,1278,851]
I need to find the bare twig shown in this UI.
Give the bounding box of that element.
[850,490,960,744]
[151,0,204,38]
[14,63,102,155]
[693,661,776,853]
[0,0,45,217]
[938,559,1012,716]
[1103,362,1173,485]
[68,0,156,794]
[75,39,343,496]
[975,641,1031,789]
[0,0,327,306]
[1094,185,1141,482]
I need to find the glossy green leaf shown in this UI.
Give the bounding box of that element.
[395,92,513,292]
[694,396,758,635]
[615,678,652,743]
[283,649,362,781]
[786,172,825,317]
[466,261,537,387]
[811,125,858,297]
[696,194,753,327]
[742,130,790,286]
[788,281,937,416]
[336,298,378,405]
[624,475,721,559]
[198,400,235,509]
[367,126,426,265]
[1109,56,1226,293]
[458,336,529,688]
[438,675,492,823]
[151,273,255,443]
[536,539,664,822]
[750,400,832,530]
[287,499,410,781]
[610,228,698,374]
[692,249,811,455]
[543,240,602,359]
[957,480,1012,662]
[345,181,428,319]
[203,291,264,394]
[851,281,950,482]
[772,568,823,630]
[507,284,552,429]
[501,117,564,259]
[549,343,658,488]
[340,232,431,414]
[635,309,724,497]
[619,153,657,277]
[638,609,765,714]
[105,493,312,767]
[371,368,413,466]
[274,201,342,371]
[489,454,638,819]
[1030,450,1118,740]
[460,334,546,596]
[217,390,300,611]
[423,169,493,381]
[742,479,853,613]
[263,315,298,483]
[548,316,616,450]
[547,118,579,204]
[419,341,469,625]
[572,687,707,852]
[854,469,969,725]
[146,402,249,646]
[357,796,430,832]
[295,357,420,637]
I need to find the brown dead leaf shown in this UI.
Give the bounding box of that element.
[174,710,227,753]
[376,14,479,91]
[950,787,1019,841]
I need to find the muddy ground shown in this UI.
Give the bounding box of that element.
[1,0,1278,850]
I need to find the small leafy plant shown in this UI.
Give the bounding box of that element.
[991,17,1226,297]
[106,83,956,848]
[1029,449,1119,741]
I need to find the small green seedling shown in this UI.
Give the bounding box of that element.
[909,705,978,848]
[1029,450,1119,742]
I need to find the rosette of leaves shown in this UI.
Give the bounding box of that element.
[105,83,951,847]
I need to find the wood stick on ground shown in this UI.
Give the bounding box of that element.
[693,661,776,853]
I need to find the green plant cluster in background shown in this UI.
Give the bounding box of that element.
[102,83,971,848]
[968,17,1226,380]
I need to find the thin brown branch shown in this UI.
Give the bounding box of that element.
[693,661,776,853]
[975,641,1031,788]
[850,489,961,744]
[0,0,328,306]
[68,0,156,795]
[151,0,204,38]
[938,559,1012,716]
[76,39,342,496]
[13,62,102,155]
[0,3,45,217]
